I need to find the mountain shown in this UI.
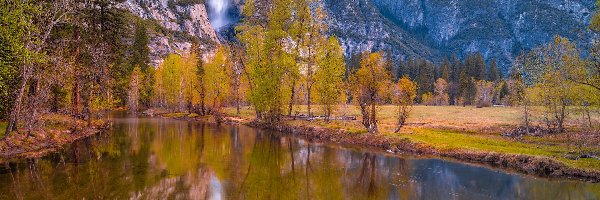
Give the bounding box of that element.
[322,0,596,73]
[119,0,220,66]
[121,0,597,73]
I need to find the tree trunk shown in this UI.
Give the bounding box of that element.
[370,103,377,133]
[324,106,331,123]
[288,81,296,116]
[4,66,31,137]
[307,83,312,118]
[73,77,81,117]
[524,103,530,134]
[200,85,206,115]
[557,99,566,132]
[585,107,592,128]
[360,103,369,130]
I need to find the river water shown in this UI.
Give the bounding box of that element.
[0,115,598,199]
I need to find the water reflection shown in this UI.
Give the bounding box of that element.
[0,117,599,200]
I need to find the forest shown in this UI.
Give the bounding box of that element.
[1,0,600,183]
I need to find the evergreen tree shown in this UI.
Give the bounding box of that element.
[121,20,152,108]
[441,58,450,81]
[396,59,407,81]
[131,20,150,71]
[417,61,435,102]
[488,58,500,82]
[459,70,476,106]
[450,53,461,83]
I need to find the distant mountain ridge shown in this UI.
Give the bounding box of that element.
[322,0,596,73]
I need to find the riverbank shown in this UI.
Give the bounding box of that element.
[248,120,600,182]
[0,114,111,162]
[156,105,600,182]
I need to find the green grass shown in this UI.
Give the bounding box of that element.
[397,128,561,156]
[162,112,190,118]
[394,128,600,171]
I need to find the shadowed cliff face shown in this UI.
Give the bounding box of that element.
[323,0,596,73]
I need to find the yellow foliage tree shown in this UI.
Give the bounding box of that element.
[315,37,345,122]
[350,52,392,133]
[394,76,417,132]
[154,54,197,112]
[203,46,232,124]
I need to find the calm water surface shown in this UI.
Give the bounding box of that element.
[0,115,599,199]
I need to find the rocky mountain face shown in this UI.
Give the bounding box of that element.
[322,0,596,73]
[119,0,220,66]
[120,0,596,73]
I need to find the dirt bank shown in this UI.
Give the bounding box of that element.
[0,119,111,162]
[245,120,600,183]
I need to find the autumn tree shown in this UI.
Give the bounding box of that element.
[154,54,197,111]
[350,52,392,133]
[128,67,143,112]
[292,0,328,117]
[229,45,248,115]
[393,76,417,132]
[0,0,41,124]
[518,36,587,132]
[509,61,532,132]
[237,0,294,122]
[475,80,494,108]
[432,78,449,106]
[315,37,345,122]
[203,46,232,124]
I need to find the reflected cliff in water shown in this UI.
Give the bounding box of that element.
[0,116,598,199]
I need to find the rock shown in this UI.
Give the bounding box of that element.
[119,0,220,66]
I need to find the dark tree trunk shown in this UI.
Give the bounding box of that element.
[288,81,296,116]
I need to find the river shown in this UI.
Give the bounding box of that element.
[0,115,598,199]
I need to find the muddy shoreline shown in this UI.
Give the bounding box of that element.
[0,122,112,162]
[240,120,600,183]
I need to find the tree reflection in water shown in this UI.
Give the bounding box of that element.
[0,117,599,199]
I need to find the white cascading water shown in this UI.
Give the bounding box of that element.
[207,0,230,31]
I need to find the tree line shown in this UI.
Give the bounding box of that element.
[2,0,598,138]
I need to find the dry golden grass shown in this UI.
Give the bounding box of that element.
[225,105,599,134]
[225,105,525,134]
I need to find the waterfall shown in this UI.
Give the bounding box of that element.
[207,0,230,31]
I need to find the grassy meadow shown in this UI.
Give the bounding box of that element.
[223,105,600,171]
